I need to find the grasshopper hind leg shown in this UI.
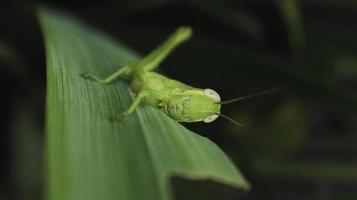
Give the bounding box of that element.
[136,26,192,72]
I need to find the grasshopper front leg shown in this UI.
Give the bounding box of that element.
[111,91,148,122]
[81,64,133,84]
[81,26,192,84]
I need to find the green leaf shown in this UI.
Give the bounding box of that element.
[38,7,249,200]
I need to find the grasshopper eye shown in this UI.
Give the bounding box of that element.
[203,114,219,123]
[203,89,221,102]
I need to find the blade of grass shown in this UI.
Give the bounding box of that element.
[38,7,249,200]
[277,0,306,58]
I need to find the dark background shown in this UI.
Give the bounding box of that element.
[1,0,357,199]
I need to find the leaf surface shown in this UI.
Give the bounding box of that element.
[39,8,249,200]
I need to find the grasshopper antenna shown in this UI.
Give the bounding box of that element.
[218,87,284,105]
[217,113,252,132]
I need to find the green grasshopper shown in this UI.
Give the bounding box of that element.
[81,26,278,127]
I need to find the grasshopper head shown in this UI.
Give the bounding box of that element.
[185,88,222,123]
[165,88,221,123]
[202,89,221,123]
